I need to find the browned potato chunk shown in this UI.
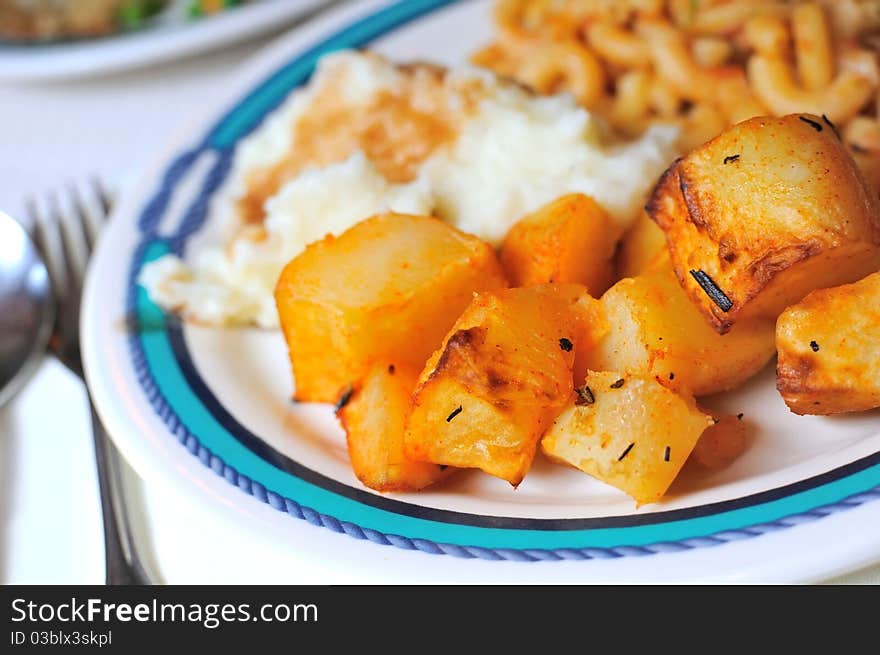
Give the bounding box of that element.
[541,371,713,505]
[404,285,580,486]
[567,290,609,387]
[275,213,507,403]
[616,209,667,279]
[777,270,880,414]
[647,114,880,333]
[500,194,622,296]
[689,414,750,470]
[539,282,609,386]
[587,259,776,396]
[338,362,453,492]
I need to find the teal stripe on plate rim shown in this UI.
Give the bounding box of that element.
[126,0,880,559]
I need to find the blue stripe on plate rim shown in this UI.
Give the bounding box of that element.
[124,0,880,560]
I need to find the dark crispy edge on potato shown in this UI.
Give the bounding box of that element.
[777,355,879,415]
[644,157,682,224]
[422,326,487,395]
[646,158,738,333]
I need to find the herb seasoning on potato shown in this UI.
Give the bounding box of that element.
[646,114,880,334]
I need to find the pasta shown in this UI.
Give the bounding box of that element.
[791,2,834,92]
[586,22,652,68]
[747,55,873,123]
[472,0,880,187]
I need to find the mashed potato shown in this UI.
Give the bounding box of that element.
[141,153,433,327]
[419,84,677,244]
[141,50,678,328]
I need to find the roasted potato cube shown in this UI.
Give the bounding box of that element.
[542,371,713,505]
[338,362,453,492]
[587,260,775,396]
[539,282,609,386]
[275,213,507,402]
[616,209,667,279]
[689,414,750,470]
[404,285,579,486]
[567,289,609,387]
[777,270,880,414]
[646,114,880,333]
[500,194,622,296]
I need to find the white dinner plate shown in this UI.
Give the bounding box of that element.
[0,0,332,82]
[82,0,880,583]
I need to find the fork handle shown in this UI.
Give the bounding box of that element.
[89,402,152,585]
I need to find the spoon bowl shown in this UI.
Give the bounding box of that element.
[0,210,53,408]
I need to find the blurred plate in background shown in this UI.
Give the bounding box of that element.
[0,0,334,82]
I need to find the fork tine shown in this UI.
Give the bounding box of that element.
[26,194,45,253]
[92,177,113,222]
[28,194,67,301]
[42,189,88,375]
[55,189,90,289]
[67,182,100,253]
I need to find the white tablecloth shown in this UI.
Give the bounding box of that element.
[0,8,877,584]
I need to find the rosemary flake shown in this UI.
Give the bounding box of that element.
[689,269,733,311]
[335,386,354,412]
[799,115,823,132]
[575,386,595,406]
[822,114,841,139]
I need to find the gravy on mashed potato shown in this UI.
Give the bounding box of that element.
[140,50,679,328]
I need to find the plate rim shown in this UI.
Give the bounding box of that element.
[82,0,880,579]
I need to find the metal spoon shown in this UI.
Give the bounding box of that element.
[0,210,53,408]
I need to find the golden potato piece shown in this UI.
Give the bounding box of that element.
[689,414,750,470]
[404,285,579,486]
[615,209,667,280]
[500,194,622,296]
[275,213,507,403]
[647,114,880,333]
[566,289,608,387]
[536,281,609,386]
[587,261,775,396]
[337,362,453,492]
[777,270,880,414]
[541,371,713,505]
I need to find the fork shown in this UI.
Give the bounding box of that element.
[28,180,153,585]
